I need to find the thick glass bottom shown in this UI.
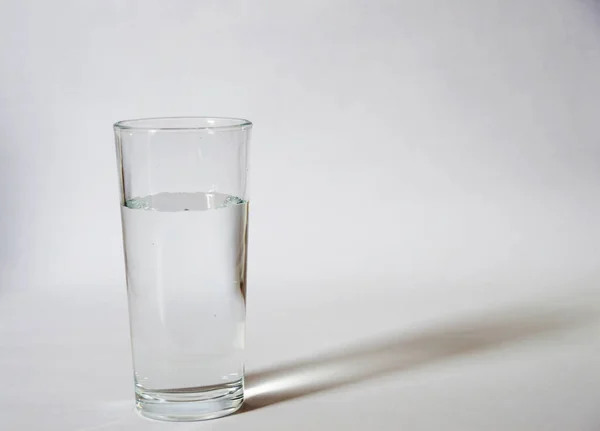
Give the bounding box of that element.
[135,380,244,422]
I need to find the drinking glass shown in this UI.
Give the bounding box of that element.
[114,117,252,421]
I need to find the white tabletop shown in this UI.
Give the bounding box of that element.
[2,279,599,431]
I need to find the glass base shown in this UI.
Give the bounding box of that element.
[135,380,244,422]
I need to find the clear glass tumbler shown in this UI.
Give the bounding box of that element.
[114,117,252,421]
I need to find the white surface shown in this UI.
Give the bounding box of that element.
[2,286,600,430]
[1,0,600,429]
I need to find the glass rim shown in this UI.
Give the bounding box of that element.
[114,116,252,132]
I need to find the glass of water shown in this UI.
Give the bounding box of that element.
[114,117,251,421]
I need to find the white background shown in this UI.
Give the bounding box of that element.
[1,1,600,430]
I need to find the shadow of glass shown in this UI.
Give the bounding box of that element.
[243,299,599,411]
